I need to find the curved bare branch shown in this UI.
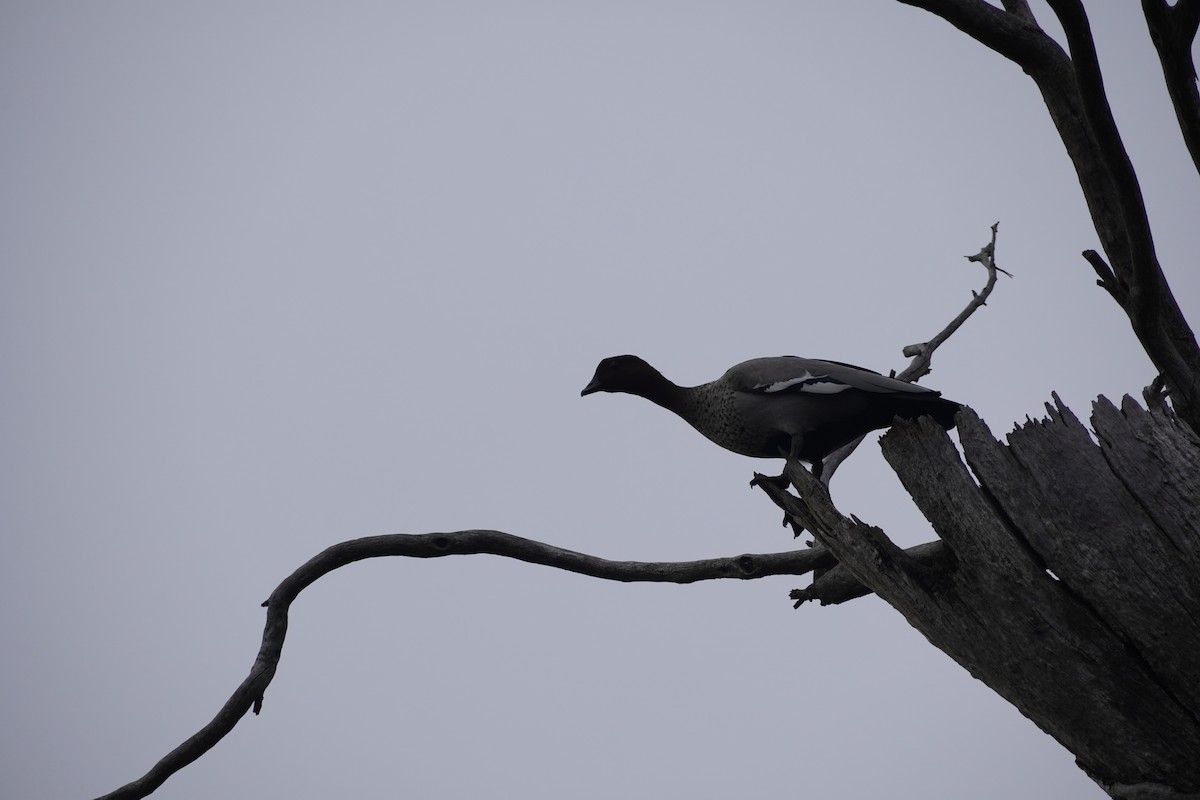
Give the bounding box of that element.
[94,531,831,800]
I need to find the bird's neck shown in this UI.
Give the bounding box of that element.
[629,371,690,414]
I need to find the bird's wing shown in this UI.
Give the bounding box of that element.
[729,356,941,397]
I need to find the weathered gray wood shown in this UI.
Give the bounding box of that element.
[964,398,1200,721]
[790,541,946,607]
[1093,396,1200,560]
[773,398,1200,795]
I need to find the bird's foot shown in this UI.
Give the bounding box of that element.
[751,471,813,534]
[751,473,795,528]
[749,472,791,490]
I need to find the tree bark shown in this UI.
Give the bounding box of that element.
[768,398,1200,796]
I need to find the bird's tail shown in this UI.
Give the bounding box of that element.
[891,395,962,430]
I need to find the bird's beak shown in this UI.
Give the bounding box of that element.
[581,379,601,396]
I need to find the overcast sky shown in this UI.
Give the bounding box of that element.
[3,3,1197,799]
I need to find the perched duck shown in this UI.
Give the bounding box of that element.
[581,355,961,481]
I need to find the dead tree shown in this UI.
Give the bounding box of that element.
[95,3,1199,799]
[762,401,1200,798]
[769,2,1200,797]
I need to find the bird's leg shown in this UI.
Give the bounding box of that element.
[749,433,810,491]
[746,434,824,536]
[750,434,808,528]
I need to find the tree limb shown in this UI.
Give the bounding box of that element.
[1044,0,1161,316]
[897,0,1062,70]
[787,539,949,607]
[94,532,832,800]
[1142,0,1200,177]
[1083,247,1128,304]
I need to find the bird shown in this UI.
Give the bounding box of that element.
[581,354,961,484]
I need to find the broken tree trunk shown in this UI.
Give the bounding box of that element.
[769,397,1200,798]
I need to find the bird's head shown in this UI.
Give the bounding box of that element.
[581,355,664,397]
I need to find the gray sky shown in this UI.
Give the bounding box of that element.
[3,3,1195,798]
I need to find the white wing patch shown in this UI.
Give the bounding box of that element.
[755,371,853,395]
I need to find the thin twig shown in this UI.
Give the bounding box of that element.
[901,221,1007,382]
[1082,248,1128,304]
[817,223,1008,483]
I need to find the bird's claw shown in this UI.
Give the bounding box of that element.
[749,472,791,490]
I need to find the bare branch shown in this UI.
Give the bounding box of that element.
[789,540,949,607]
[901,222,1008,382]
[1035,0,1200,435]
[1143,373,1171,413]
[818,224,1007,484]
[1045,0,1161,316]
[1083,248,1128,304]
[1143,0,1200,177]
[754,461,953,604]
[899,1,1147,296]
[897,0,1062,70]
[94,531,831,800]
